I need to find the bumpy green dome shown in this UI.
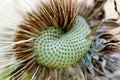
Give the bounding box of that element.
[34,15,91,68]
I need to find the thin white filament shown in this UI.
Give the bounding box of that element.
[0,12,19,24]
[0,60,25,74]
[15,48,32,54]
[0,52,15,55]
[0,41,14,44]
[0,58,11,63]
[20,29,37,36]
[0,32,15,35]
[20,72,28,80]
[47,77,52,80]
[76,64,85,80]
[0,49,14,52]
[6,67,25,80]
[31,66,40,80]
[1,37,35,49]
[0,38,14,42]
[0,62,12,70]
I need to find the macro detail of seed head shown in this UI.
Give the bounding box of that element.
[13,0,91,69]
[34,15,91,68]
[0,0,120,80]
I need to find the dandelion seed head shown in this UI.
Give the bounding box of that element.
[0,0,120,80]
